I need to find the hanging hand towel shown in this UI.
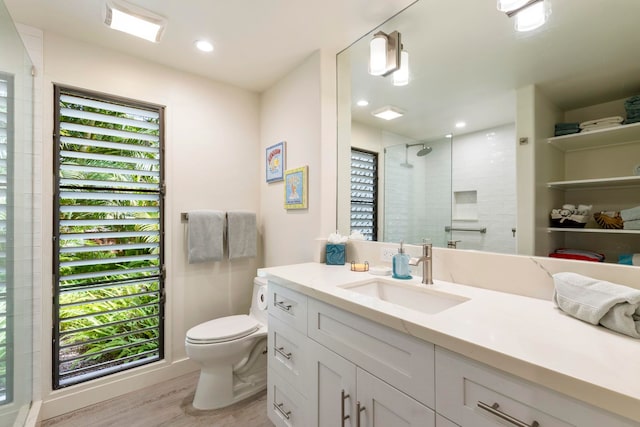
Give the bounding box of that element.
[227,210,257,260]
[552,272,640,338]
[187,210,225,264]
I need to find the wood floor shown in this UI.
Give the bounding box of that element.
[41,371,275,427]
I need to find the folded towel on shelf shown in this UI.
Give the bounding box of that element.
[187,210,225,264]
[553,272,640,338]
[549,248,604,262]
[227,210,257,260]
[579,116,624,129]
[618,253,640,266]
[620,205,640,222]
[623,219,640,230]
[580,123,623,132]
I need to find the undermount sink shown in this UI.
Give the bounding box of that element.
[339,279,469,315]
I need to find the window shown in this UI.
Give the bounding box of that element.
[53,86,164,388]
[350,148,377,240]
[0,73,13,403]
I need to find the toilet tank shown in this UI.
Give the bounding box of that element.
[249,276,268,325]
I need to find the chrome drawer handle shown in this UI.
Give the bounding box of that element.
[356,401,366,427]
[275,346,292,360]
[273,402,291,420]
[275,300,292,311]
[341,390,350,426]
[477,401,540,427]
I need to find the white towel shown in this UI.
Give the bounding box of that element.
[579,116,624,129]
[620,205,640,222]
[553,272,640,338]
[227,211,257,260]
[187,210,224,264]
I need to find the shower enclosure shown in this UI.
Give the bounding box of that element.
[383,136,452,247]
[0,1,36,426]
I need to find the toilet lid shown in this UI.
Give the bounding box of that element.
[186,315,260,344]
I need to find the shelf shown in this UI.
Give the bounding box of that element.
[547,175,640,190]
[547,227,640,234]
[548,121,640,152]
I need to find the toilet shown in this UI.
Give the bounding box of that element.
[185,276,268,410]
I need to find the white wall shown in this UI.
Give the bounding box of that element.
[260,50,336,267]
[38,32,262,418]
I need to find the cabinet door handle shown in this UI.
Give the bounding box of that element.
[341,390,350,426]
[273,402,291,420]
[275,300,292,312]
[477,401,539,427]
[356,401,366,427]
[274,346,292,360]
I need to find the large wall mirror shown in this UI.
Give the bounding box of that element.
[337,0,640,255]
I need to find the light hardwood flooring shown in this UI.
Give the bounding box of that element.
[41,371,275,427]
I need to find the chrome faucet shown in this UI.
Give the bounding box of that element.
[409,240,433,285]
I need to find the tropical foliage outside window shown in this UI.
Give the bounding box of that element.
[53,86,165,388]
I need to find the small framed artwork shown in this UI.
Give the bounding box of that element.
[284,166,308,209]
[266,141,286,183]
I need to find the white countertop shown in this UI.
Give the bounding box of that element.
[259,262,640,423]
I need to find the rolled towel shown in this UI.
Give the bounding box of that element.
[553,272,640,338]
[618,254,640,266]
[623,219,640,230]
[620,205,640,222]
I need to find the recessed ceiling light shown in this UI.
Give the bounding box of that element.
[356,99,369,107]
[195,40,214,53]
[371,105,405,121]
[104,0,166,43]
[455,121,466,128]
[445,134,453,138]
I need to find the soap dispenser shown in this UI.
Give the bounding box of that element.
[392,241,412,280]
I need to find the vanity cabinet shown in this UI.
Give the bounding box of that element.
[544,122,640,262]
[435,347,637,427]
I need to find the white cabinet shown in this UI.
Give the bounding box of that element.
[544,122,640,262]
[435,347,638,427]
[309,339,434,427]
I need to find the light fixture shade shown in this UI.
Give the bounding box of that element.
[392,50,409,86]
[368,31,401,77]
[497,0,530,12]
[104,0,166,43]
[514,0,550,32]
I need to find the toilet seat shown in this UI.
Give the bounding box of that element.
[186,315,261,344]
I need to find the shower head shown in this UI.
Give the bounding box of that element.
[417,145,432,156]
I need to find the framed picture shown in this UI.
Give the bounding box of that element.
[266,141,286,183]
[284,166,308,209]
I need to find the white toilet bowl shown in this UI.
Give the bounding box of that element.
[185,277,268,410]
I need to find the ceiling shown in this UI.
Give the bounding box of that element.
[3,0,416,92]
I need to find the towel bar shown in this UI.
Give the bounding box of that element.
[182,212,230,222]
[445,226,487,234]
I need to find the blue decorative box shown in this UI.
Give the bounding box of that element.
[326,243,346,265]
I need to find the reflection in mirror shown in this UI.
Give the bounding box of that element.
[337,0,640,257]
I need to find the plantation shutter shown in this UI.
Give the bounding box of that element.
[53,86,164,388]
[350,148,377,240]
[0,74,12,403]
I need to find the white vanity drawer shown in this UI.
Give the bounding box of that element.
[307,297,435,408]
[267,369,309,427]
[435,347,638,427]
[268,314,309,397]
[268,282,307,334]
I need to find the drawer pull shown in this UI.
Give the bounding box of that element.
[275,346,292,360]
[341,390,350,426]
[477,401,540,427]
[356,401,366,427]
[273,402,291,420]
[275,300,292,312]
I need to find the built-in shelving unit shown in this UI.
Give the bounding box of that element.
[548,121,640,152]
[547,227,640,235]
[547,175,640,190]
